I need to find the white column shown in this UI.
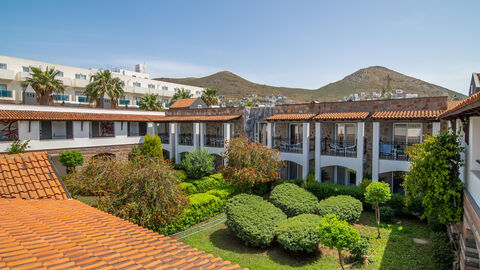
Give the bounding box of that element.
[223,123,232,142]
[356,122,364,185]
[193,122,200,149]
[457,119,466,183]
[19,120,40,141]
[333,166,338,184]
[146,122,155,135]
[372,122,380,182]
[432,122,441,136]
[315,122,322,182]
[199,123,206,147]
[174,122,181,164]
[302,122,310,180]
[267,122,273,148]
[169,122,175,154]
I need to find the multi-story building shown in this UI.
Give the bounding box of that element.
[0,55,204,108]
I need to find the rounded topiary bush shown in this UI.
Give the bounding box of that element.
[270,183,319,217]
[379,206,395,223]
[316,195,363,223]
[276,214,322,253]
[225,194,287,247]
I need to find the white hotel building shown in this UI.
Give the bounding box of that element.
[0,55,204,108]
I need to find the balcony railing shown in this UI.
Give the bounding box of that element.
[179,133,193,146]
[158,133,169,144]
[273,137,303,153]
[205,134,224,148]
[379,141,419,161]
[321,138,357,157]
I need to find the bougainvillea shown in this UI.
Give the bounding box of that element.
[221,135,282,189]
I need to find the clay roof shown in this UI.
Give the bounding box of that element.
[441,92,480,117]
[371,110,443,120]
[313,112,369,120]
[0,110,166,122]
[0,199,245,270]
[158,114,242,122]
[265,113,317,121]
[170,98,198,109]
[0,152,68,200]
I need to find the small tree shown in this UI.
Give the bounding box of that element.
[318,214,360,270]
[181,148,215,179]
[221,135,282,190]
[365,181,391,238]
[139,94,164,111]
[201,87,219,106]
[8,140,30,154]
[59,150,84,173]
[403,132,464,225]
[140,134,163,159]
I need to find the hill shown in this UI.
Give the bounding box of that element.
[156,66,465,103]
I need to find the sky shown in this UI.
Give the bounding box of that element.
[1,0,479,95]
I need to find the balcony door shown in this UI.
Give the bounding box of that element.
[335,123,357,146]
[256,122,268,145]
[393,123,422,145]
[288,123,302,144]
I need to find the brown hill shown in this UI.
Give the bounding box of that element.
[156,66,465,102]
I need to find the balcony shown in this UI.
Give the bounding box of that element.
[73,79,89,88]
[321,138,357,157]
[53,94,71,103]
[273,137,303,153]
[205,134,225,148]
[158,133,170,144]
[58,77,72,86]
[379,141,419,161]
[0,90,15,100]
[76,96,90,103]
[0,69,15,80]
[179,133,193,146]
[125,85,149,95]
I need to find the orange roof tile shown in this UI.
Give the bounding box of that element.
[441,92,480,117]
[0,110,166,122]
[158,114,242,122]
[169,98,198,109]
[371,110,442,120]
[313,112,369,120]
[0,152,68,200]
[0,199,246,270]
[265,113,317,121]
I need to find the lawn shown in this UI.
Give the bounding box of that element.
[180,212,433,270]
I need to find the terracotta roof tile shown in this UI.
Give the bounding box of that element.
[169,98,198,109]
[157,115,242,122]
[371,110,442,120]
[0,110,166,122]
[265,113,317,121]
[0,199,246,270]
[441,92,480,117]
[313,112,369,120]
[0,152,68,200]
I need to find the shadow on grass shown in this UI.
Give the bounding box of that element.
[267,244,322,268]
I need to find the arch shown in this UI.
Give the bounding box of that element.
[280,161,303,180]
[378,159,411,174]
[321,166,357,186]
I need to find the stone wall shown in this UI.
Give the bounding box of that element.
[243,107,275,139]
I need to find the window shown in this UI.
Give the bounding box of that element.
[90,121,114,138]
[22,66,31,72]
[335,123,357,146]
[394,123,422,144]
[119,99,130,105]
[256,122,268,145]
[75,91,90,103]
[0,63,6,69]
[196,91,201,95]
[148,84,155,89]
[288,124,303,144]
[162,86,168,91]
[75,74,87,80]
[39,121,73,140]
[133,96,142,104]
[128,122,147,136]
[133,82,141,87]
[57,71,64,77]
[0,85,11,98]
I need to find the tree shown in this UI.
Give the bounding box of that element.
[22,66,65,105]
[317,214,360,270]
[59,150,84,173]
[84,70,124,108]
[140,134,163,159]
[403,132,464,225]
[169,88,193,106]
[365,181,391,238]
[139,94,164,111]
[201,87,218,106]
[181,148,215,179]
[221,135,282,190]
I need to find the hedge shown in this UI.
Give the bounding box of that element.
[316,195,363,223]
[305,182,364,202]
[276,214,322,252]
[270,183,319,217]
[182,173,228,194]
[206,187,235,200]
[430,231,454,270]
[379,206,395,223]
[226,194,287,247]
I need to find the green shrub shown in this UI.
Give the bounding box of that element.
[187,173,227,193]
[176,170,187,181]
[305,181,364,202]
[180,182,197,194]
[406,195,424,216]
[225,194,287,247]
[430,231,454,270]
[270,183,319,217]
[386,193,405,215]
[379,206,395,223]
[7,140,30,154]
[141,134,163,159]
[289,178,304,187]
[306,170,316,183]
[59,150,84,173]
[182,148,215,179]
[276,214,322,253]
[206,187,235,200]
[351,235,370,262]
[316,195,363,223]
[359,178,372,190]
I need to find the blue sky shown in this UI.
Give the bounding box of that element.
[1,0,478,94]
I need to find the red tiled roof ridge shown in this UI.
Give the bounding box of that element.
[441,91,480,116]
[170,98,198,109]
[313,111,369,120]
[371,109,443,120]
[158,114,242,122]
[265,113,317,121]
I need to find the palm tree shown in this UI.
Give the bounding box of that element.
[84,70,124,108]
[22,67,65,105]
[139,94,164,111]
[169,88,193,106]
[201,87,219,106]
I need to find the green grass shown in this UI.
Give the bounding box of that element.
[181,212,433,270]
